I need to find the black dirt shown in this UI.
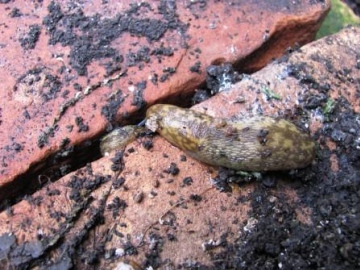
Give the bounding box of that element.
[212,167,259,193]
[189,61,202,74]
[107,196,127,219]
[67,173,108,203]
[4,142,23,153]
[142,140,153,150]
[112,176,126,189]
[143,232,164,268]
[19,24,41,50]
[42,1,188,75]
[192,62,242,104]
[151,44,174,57]
[41,73,63,102]
[189,194,202,202]
[104,55,124,76]
[159,66,177,83]
[75,116,89,132]
[127,46,151,68]
[9,7,22,18]
[37,126,55,149]
[181,176,193,187]
[110,151,125,172]
[101,91,125,127]
[192,89,211,104]
[163,162,180,176]
[131,80,147,110]
[206,63,240,94]
[122,241,138,256]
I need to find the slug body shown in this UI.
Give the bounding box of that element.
[146,104,315,171]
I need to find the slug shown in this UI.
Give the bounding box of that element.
[146,104,315,171]
[100,125,145,155]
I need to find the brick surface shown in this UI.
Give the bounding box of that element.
[0,22,358,268]
[0,0,329,202]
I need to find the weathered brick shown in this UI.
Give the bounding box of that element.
[0,0,329,203]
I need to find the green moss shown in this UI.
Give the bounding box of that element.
[260,86,281,100]
[323,98,336,116]
[316,0,360,39]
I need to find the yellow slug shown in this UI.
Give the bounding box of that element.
[146,104,315,171]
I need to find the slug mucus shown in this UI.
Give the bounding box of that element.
[101,104,315,171]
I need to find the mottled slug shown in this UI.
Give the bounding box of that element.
[145,104,315,171]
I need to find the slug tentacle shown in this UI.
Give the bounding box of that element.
[146,104,315,171]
